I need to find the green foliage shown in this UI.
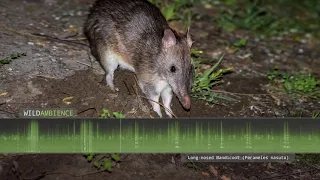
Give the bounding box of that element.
[296,154,320,164]
[191,53,235,104]
[93,160,101,168]
[194,55,225,91]
[233,38,247,47]
[190,49,203,55]
[99,108,111,118]
[216,0,320,37]
[99,108,125,118]
[149,0,194,27]
[268,68,320,99]
[113,112,125,118]
[84,153,95,161]
[312,112,320,119]
[217,1,276,33]
[83,153,121,172]
[111,153,121,161]
[103,158,113,172]
[0,52,26,66]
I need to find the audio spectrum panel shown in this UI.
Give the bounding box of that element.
[0,118,318,153]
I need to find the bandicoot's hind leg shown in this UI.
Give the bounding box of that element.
[85,18,119,91]
[96,46,119,92]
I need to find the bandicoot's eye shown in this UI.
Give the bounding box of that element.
[170,66,176,73]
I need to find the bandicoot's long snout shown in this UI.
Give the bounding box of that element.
[172,84,192,110]
[183,95,191,110]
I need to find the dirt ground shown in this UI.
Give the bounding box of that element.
[0,0,320,179]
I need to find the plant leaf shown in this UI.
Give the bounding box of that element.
[103,158,113,172]
[111,153,121,161]
[113,112,125,118]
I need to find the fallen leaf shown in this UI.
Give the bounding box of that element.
[221,175,231,180]
[67,27,78,33]
[35,39,49,46]
[62,96,73,105]
[238,53,252,59]
[0,92,8,96]
[202,172,210,176]
[209,165,218,176]
[226,47,238,54]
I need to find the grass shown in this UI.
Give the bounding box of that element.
[312,112,320,118]
[217,0,276,33]
[296,154,320,164]
[149,0,194,27]
[191,50,235,104]
[151,0,320,39]
[267,68,320,99]
[213,0,320,38]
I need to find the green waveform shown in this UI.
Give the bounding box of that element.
[0,119,318,153]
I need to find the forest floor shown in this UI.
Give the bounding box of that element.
[0,0,319,179]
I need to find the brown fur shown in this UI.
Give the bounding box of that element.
[84,0,194,117]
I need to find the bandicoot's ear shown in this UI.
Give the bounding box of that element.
[162,29,176,49]
[186,27,193,48]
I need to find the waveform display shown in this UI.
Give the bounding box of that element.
[0,118,318,153]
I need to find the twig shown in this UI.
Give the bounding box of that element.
[0,26,87,49]
[120,99,129,115]
[131,79,143,115]
[133,75,177,118]
[66,37,87,41]
[31,33,89,47]
[212,90,269,97]
[123,81,134,95]
[34,75,58,79]
[139,92,177,118]
[120,154,131,161]
[62,33,79,40]
[77,108,98,115]
[62,36,87,41]
[0,26,37,38]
